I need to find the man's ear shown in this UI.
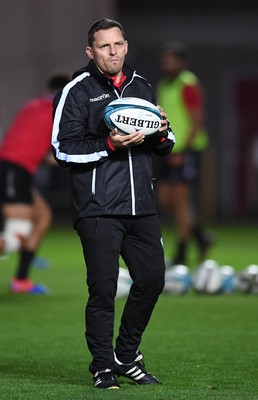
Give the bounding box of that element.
[86,46,93,59]
[124,40,128,56]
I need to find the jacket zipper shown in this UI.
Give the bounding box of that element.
[122,72,137,215]
[110,74,137,215]
[92,165,96,195]
[128,148,136,215]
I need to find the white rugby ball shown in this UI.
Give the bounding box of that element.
[192,259,222,294]
[163,265,192,295]
[103,97,162,136]
[238,264,258,294]
[220,265,238,294]
[116,267,133,298]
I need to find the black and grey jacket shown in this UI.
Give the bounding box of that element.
[52,60,175,224]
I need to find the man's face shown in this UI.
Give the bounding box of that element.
[161,52,186,79]
[86,27,128,76]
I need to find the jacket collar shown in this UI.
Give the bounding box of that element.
[73,60,135,88]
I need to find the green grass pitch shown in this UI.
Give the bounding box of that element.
[0,223,258,399]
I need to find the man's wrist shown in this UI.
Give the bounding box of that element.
[107,136,117,151]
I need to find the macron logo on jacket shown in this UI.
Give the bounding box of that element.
[90,94,111,102]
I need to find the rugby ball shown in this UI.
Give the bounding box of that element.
[220,265,238,294]
[103,97,162,136]
[163,265,192,295]
[238,264,258,294]
[192,259,222,294]
[116,267,133,298]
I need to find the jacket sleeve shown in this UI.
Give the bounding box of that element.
[51,83,111,168]
[146,123,175,156]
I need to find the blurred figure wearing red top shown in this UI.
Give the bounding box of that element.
[0,72,70,293]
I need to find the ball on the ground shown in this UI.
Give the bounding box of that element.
[238,264,258,294]
[163,264,192,295]
[192,259,222,294]
[116,267,133,298]
[220,265,238,293]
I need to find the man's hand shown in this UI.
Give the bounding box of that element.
[109,129,145,149]
[157,106,169,135]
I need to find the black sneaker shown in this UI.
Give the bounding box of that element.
[93,369,120,389]
[114,350,161,385]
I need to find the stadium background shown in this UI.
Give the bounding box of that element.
[0,0,258,223]
[1,3,258,398]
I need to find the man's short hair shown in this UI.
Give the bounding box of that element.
[47,72,70,92]
[88,18,125,47]
[162,41,189,60]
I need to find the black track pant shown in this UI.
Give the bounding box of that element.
[75,215,165,374]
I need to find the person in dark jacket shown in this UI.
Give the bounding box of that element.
[52,18,175,390]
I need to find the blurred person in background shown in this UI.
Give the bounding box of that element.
[0,72,70,294]
[156,41,213,266]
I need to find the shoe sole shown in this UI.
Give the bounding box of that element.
[107,387,120,390]
[116,373,161,385]
[95,386,120,389]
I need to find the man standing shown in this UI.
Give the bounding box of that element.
[156,41,212,266]
[52,19,175,389]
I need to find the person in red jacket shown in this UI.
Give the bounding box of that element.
[0,72,70,293]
